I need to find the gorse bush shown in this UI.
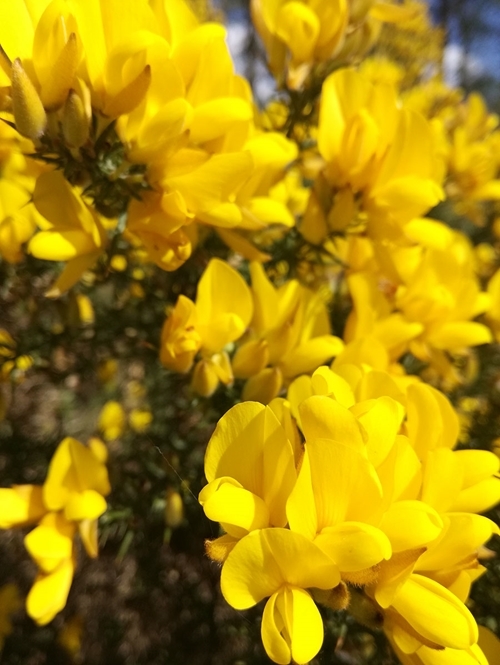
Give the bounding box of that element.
[0,1,499,664]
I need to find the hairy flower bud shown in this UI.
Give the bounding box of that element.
[11,59,46,140]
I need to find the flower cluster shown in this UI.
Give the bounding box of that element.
[0,0,295,294]
[0,437,110,624]
[251,0,422,88]
[199,357,500,664]
[160,257,343,400]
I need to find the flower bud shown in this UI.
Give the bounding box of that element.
[165,489,184,528]
[232,339,269,379]
[242,367,283,404]
[42,33,80,110]
[11,59,46,140]
[191,359,219,397]
[62,89,90,148]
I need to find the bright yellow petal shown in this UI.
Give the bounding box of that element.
[64,489,107,521]
[24,513,75,573]
[199,478,270,537]
[392,574,478,650]
[314,522,391,571]
[26,557,75,625]
[262,587,324,665]
[380,500,443,553]
[0,485,46,528]
[221,528,340,610]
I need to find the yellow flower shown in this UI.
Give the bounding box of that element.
[160,296,201,373]
[0,120,41,263]
[221,528,340,664]
[0,436,110,624]
[232,263,343,403]
[98,400,126,440]
[58,615,84,659]
[302,67,443,244]
[164,489,184,529]
[128,408,152,433]
[200,402,297,546]
[28,171,108,296]
[250,0,419,88]
[345,231,492,370]
[1,0,296,279]
[160,258,253,395]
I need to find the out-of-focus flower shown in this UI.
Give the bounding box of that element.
[27,171,109,297]
[129,408,152,433]
[0,584,22,651]
[301,67,443,245]
[345,229,492,375]
[160,258,253,395]
[98,400,126,440]
[0,437,110,624]
[58,615,83,659]
[251,0,421,88]
[232,262,343,403]
[165,489,184,529]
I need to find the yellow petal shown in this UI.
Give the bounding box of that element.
[276,2,320,63]
[199,478,270,537]
[242,367,283,404]
[220,528,340,609]
[298,395,365,450]
[392,574,478,649]
[352,396,404,467]
[78,519,98,558]
[262,588,324,665]
[26,557,75,625]
[426,322,492,350]
[29,230,98,261]
[64,489,107,521]
[190,98,252,144]
[24,513,75,573]
[477,625,500,665]
[217,228,271,262]
[196,258,253,352]
[415,513,498,572]
[45,253,101,298]
[380,501,443,553]
[421,449,463,513]
[280,336,344,378]
[232,339,269,379]
[314,522,391,571]
[0,485,46,528]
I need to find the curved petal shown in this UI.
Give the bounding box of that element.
[26,557,75,625]
[221,528,340,610]
[392,574,478,650]
[262,587,324,665]
[0,485,46,528]
[314,522,391,571]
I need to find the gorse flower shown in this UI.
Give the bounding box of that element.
[200,358,500,664]
[0,436,110,624]
[160,258,343,400]
[251,0,422,89]
[301,67,444,245]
